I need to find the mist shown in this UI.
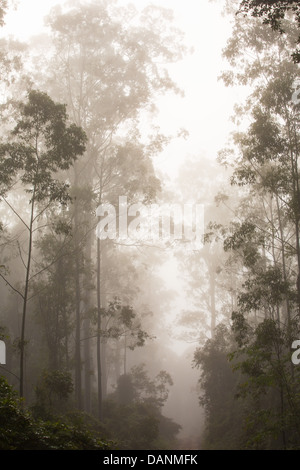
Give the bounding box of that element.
[0,0,300,454]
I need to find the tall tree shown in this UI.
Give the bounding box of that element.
[194,1,300,449]
[35,0,186,417]
[0,90,86,398]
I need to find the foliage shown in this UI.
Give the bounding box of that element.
[0,376,112,450]
[103,399,160,450]
[230,315,300,449]
[129,364,173,408]
[193,5,300,448]
[32,369,74,420]
[0,90,87,198]
[103,365,180,450]
[100,299,151,350]
[0,0,185,451]
[238,0,300,62]
[0,89,87,397]
[194,324,244,449]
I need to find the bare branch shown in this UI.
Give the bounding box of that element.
[1,196,30,230]
[0,272,24,299]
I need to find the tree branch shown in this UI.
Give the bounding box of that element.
[0,272,24,299]
[1,196,30,230]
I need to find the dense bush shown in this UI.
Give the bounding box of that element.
[0,376,112,450]
[102,368,181,450]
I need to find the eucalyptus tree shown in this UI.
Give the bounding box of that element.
[0,90,86,398]
[201,5,300,448]
[37,0,186,417]
[220,3,300,316]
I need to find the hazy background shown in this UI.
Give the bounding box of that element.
[0,0,246,444]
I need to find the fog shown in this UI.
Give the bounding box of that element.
[0,0,300,452]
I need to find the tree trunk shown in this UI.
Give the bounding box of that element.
[20,188,36,399]
[73,172,83,410]
[97,236,103,420]
[101,340,108,400]
[83,222,93,413]
[209,269,216,338]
